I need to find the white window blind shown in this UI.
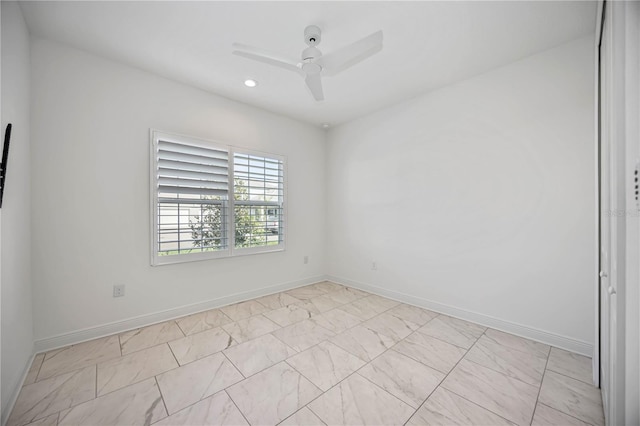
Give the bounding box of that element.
[151,131,285,265]
[157,140,229,197]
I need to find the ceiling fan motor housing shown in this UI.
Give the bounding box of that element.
[304,25,321,46]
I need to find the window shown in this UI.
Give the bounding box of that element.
[151,131,285,265]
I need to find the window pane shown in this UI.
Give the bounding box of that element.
[233,153,284,248]
[234,204,283,248]
[157,200,227,255]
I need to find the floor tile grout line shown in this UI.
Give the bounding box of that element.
[25,362,93,390]
[174,318,188,336]
[221,351,247,379]
[401,329,485,426]
[224,389,252,425]
[308,329,416,421]
[150,342,250,418]
[121,337,178,363]
[158,359,247,422]
[154,376,171,419]
[164,342,181,368]
[453,328,549,425]
[117,334,123,357]
[120,333,276,390]
[326,329,393,364]
[33,354,45,384]
[221,314,283,344]
[538,369,603,424]
[529,347,552,425]
[282,358,325,395]
[215,356,322,425]
[33,337,122,384]
[423,325,554,426]
[544,366,596,386]
[92,372,164,401]
[89,345,179,401]
[278,301,413,422]
[536,401,597,426]
[416,311,489,351]
[271,294,402,358]
[386,346,451,376]
[437,326,554,390]
[281,294,431,370]
[146,333,307,419]
[174,319,186,338]
[175,309,234,336]
[355,369,426,411]
[410,321,477,351]
[461,356,544,390]
[20,367,101,425]
[276,408,314,426]
[431,330,533,426]
[294,309,441,424]
[149,384,237,424]
[478,334,551,368]
[263,331,301,358]
[482,330,552,360]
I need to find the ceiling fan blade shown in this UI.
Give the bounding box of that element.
[318,31,383,77]
[232,43,303,75]
[305,73,324,101]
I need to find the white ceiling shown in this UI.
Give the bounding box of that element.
[20,1,596,127]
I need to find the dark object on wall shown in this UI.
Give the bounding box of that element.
[0,123,12,208]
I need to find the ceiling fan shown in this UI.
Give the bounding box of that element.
[232,26,383,101]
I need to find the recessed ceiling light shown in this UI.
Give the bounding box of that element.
[322,123,330,128]
[244,79,257,88]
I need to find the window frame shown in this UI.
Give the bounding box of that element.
[150,130,286,266]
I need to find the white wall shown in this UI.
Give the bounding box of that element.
[30,39,326,343]
[1,1,33,418]
[27,31,596,353]
[326,36,596,350]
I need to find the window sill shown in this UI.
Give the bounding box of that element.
[151,245,285,266]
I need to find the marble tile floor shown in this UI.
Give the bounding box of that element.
[8,282,604,426]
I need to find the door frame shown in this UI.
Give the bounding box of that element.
[593,0,604,390]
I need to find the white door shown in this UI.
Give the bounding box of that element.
[599,3,625,424]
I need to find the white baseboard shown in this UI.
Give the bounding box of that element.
[33,275,327,353]
[2,351,35,426]
[328,275,594,357]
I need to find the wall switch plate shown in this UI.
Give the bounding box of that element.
[113,285,125,298]
[372,261,377,271]
[303,255,309,264]
[635,161,639,209]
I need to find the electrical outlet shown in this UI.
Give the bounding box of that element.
[372,261,377,271]
[303,255,309,264]
[113,285,125,298]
